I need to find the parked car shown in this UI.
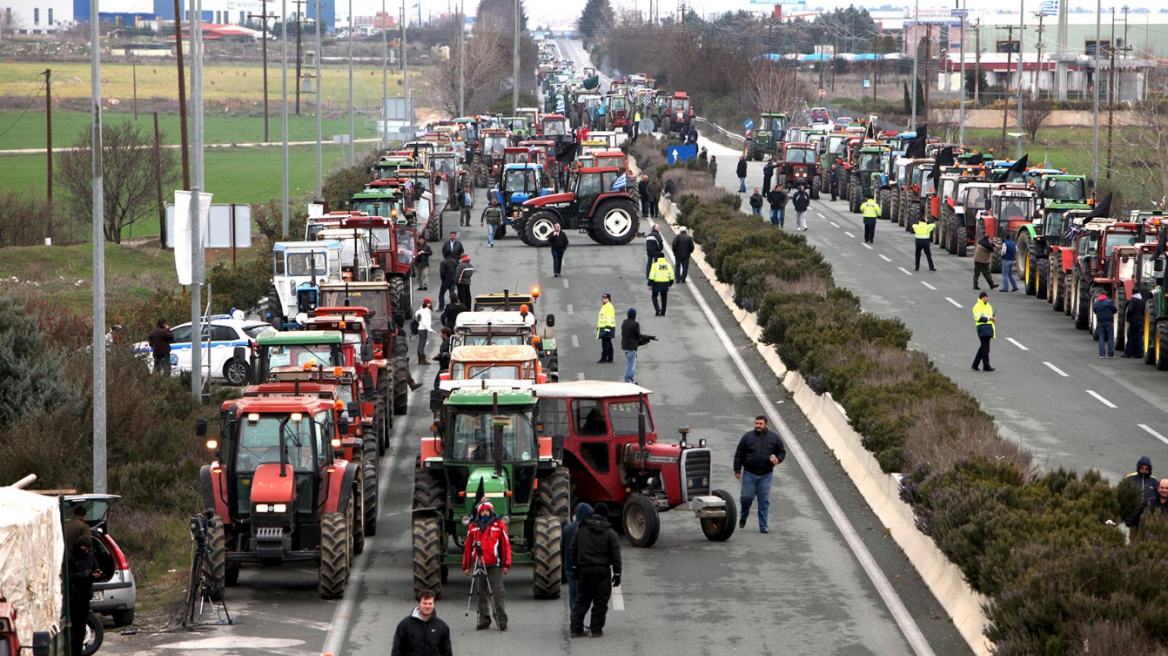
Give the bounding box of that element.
[132,317,276,386]
[809,107,830,124]
[64,494,136,627]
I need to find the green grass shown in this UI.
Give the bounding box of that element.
[0,110,380,151]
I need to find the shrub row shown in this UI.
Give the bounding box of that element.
[629,135,1168,653]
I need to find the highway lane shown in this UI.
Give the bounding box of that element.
[693,134,1167,483]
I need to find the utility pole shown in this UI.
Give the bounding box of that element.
[909,0,919,130]
[90,0,107,494]
[314,0,322,197]
[1015,0,1025,160]
[1001,24,1015,154]
[45,68,53,242]
[458,0,465,116]
[173,0,190,189]
[282,0,290,235]
[958,0,966,146]
[1092,0,1101,188]
[247,1,272,142]
[293,0,304,115]
[512,0,519,114]
[153,112,166,248]
[1105,8,1116,180]
[347,0,354,165]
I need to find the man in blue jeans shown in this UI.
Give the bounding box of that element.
[999,237,1019,292]
[732,415,786,533]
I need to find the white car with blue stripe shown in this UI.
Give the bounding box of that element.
[132,317,276,385]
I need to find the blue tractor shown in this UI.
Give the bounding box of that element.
[493,163,554,239]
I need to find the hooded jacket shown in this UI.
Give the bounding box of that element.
[562,503,595,577]
[390,607,453,656]
[572,515,622,574]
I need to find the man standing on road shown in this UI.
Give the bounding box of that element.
[463,499,511,631]
[791,185,811,231]
[481,197,503,247]
[638,174,651,217]
[148,318,174,376]
[762,157,776,197]
[1094,292,1118,358]
[415,238,432,291]
[645,224,664,279]
[736,155,748,193]
[438,253,458,312]
[596,294,616,363]
[861,196,881,244]
[647,177,662,218]
[620,309,652,384]
[390,589,453,656]
[749,188,764,217]
[972,291,996,372]
[570,502,622,638]
[413,298,435,365]
[767,186,787,228]
[733,416,786,534]
[456,255,475,310]
[999,237,1019,292]
[648,255,675,316]
[973,237,998,291]
[563,502,594,613]
[672,227,694,283]
[911,217,936,270]
[550,223,570,277]
[459,184,474,227]
[1125,289,1146,358]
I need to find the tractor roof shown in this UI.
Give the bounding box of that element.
[533,380,652,399]
[258,330,343,346]
[446,387,536,406]
[450,345,539,363]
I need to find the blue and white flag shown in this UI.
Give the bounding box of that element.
[611,173,627,190]
[1039,0,1058,16]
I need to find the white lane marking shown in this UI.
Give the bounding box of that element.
[830,221,840,228]
[878,254,892,263]
[1086,390,1117,408]
[862,243,873,250]
[563,279,570,288]
[1043,361,1069,377]
[897,267,912,276]
[818,213,827,219]
[611,584,625,611]
[1006,338,1029,351]
[567,304,574,315]
[660,234,936,656]
[571,334,580,348]
[920,281,936,290]
[844,231,855,239]
[945,297,963,308]
[1140,424,1168,446]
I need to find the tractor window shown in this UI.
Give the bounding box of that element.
[287,253,327,276]
[238,415,316,472]
[538,398,570,437]
[572,400,608,437]
[608,401,653,436]
[449,410,536,462]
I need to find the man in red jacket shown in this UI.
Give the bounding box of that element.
[463,499,511,631]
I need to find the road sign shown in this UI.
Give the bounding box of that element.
[819,89,826,98]
[745,119,755,130]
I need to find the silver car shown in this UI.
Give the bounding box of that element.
[65,494,137,627]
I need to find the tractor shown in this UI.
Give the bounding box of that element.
[266,240,343,329]
[974,185,1039,272]
[197,393,360,599]
[743,112,788,161]
[776,142,821,199]
[411,387,566,599]
[848,144,890,214]
[515,167,640,247]
[495,163,554,238]
[532,380,736,548]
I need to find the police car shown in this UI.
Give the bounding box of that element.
[132,317,276,385]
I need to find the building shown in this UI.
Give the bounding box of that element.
[2,0,74,33]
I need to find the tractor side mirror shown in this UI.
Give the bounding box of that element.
[551,434,564,460]
[32,631,51,656]
[545,314,555,328]
[195,418,208,437]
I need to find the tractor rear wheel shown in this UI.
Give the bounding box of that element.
[267,287,282,327]
[1144,313,1157,365]
[593,199,640,245]
[318,511,350,600]
[536,466,571,527]
[1074,279,1091,330]
[389,276,411,321]
[700,489,737,542]
[524,211,558,247]
[362,439,379,537]
[392,357,409,416]
[532,515,563,599]
[622,494,660,548]
[1158,321,1168,371]
[202,515,227,600]
[412,514,443,598]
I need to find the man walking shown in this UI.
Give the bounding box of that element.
[647,177,662,218]
[767,186,786,228]
[1125,288,1146,358]
[638,174,650,217]
[645,225,664,279]
[459,184,474,227]
[550,223,569,277]
[648,255,675,316]
[390,590,453,656]
[481,196,503,247]
[972,291,996,372]
[437,252,458,312]
[1094,292,1118,358]
[596,294,616,363]
[999,236,1019,292]
[456,255,475,310]
[736,155,747,193]
[414,238,432,290]
[463,499,511,631]
[973,237,997,291]
[911,217,936,270]
[620,309,653,384]
[569,502,622,638]
[148,318,174,375]
[732,416,786,534]
[671,227,694,283]
[413,298,435,365]
[749,188,764,217]
[791,185,811,231]
[860,196,881,244]
[762,157,776,196]
[563,502,594,613]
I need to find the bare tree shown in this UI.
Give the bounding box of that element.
[1021,99,1053,141]
[58,121,179,244]
[1119,96,1168,208]
[431,16,509,115]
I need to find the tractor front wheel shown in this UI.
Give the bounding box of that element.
[412,514,443,598]
[532,515,563,599]
[700,489,737,542]
[524,211,558,247]
[362,439,379,537]
[593,199,640,245]
[318,511,350,600]
[622,494,660,548]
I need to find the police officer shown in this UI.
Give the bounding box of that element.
[859,196,881,244]
[972,291,996,372]
[648,256,675,316]
[912,218,937,271]
[596,294,616,363]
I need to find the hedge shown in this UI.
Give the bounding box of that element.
[633,135,1168,654]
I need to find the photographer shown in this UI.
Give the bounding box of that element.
[620,308,655,384]
[462,500,511,631]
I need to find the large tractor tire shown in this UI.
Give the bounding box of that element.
[524,211,559,247]
[362,439,380,538]
[412,514,443,598]
[201,515,228,600]
[536,466,571,527]
[1158,321,1168,371]
[319,510,351,600]
[267,286,282,327]
[531,515,563,599]
[1074,279,1091,330]
[593,199,640,245]
[1144,313,1157,366]
[389,276,410,322]
[878,189,891,220]
[955,225,969,257]
[700,489,737,542]
[391,357,409,416]
[622,493,661,548]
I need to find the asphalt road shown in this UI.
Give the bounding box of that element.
[692,134,1168,483]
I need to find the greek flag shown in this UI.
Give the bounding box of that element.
[1039,0,1058,16]
[611,173,628,190]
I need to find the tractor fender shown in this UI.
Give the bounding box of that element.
[323,461,361,515]
[201,464,232,523]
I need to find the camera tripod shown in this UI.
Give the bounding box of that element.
[180,515,233,629]
[464,542,500,630]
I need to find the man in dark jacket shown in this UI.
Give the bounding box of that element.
[437,254,459,311]
[390,590,453,656]
[1124,289,1147,358]
[645,225,664,279]
[736,156,748,193]
[563,502,595,613]
[637,174,651,217]
[456,255,475,309]
[550,223,569,277]
[762,158,776,196]
[620,309,653,384]
[829,164,841,201]
[767,187,787,228]
[671,227,695,283]
[732,416,786,533]
[148,318,174,375]
[646,178,663,218]
[441,231,464,260]
[1094,292,1118,358]
[748,188,764,217]
[67,536,101,656]
[414,239,433,291]
[570,502,622,638]
[791,185,811,231]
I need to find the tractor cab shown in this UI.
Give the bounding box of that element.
[268,241,343,328]
[516,167,638,246]
[532,381,735,548]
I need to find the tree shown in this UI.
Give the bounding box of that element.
[578,0,614,38]
[58,121,179,244]
[1020,99,1053,140]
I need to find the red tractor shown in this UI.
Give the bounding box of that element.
[514,167,640,247]
[533,381,736,548]
[197,393,361,599]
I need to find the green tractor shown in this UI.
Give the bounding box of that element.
[743,112,788,162]
[411,387,566,599]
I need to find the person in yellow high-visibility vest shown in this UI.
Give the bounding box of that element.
[860,197,881,243]
[972,291,996,372]
[648,256,676,316]
[596,293,616,363]
[912,218,937,272]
